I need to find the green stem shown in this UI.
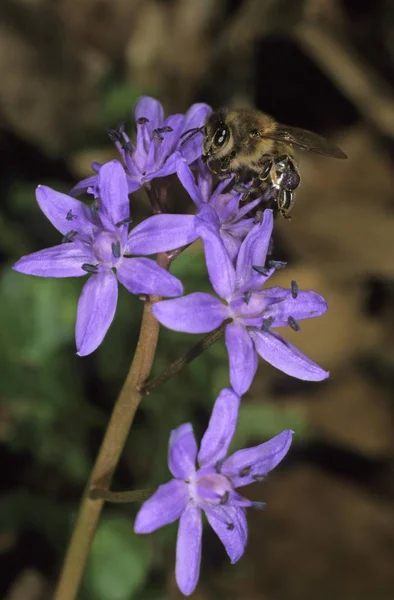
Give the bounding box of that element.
[141,319,231,396]
[54,255,170,600]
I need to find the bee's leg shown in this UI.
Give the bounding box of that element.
[257,156,274,182]
[233,184,250,193]
[274,156,300,191]
[206,156,232,180]
[277,188,295,219]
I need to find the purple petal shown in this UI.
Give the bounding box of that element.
[97,160,130,228]
[69,174,98,198]
[225,322,258,396]
[155,114,184,166]
[13,243,93,278]
[196,159,213,203]
[182,103,211,132]
[237,269,275,295]
[220,230,243,264]
[169,423,198,479]
[197,204,220,229]
[235,210,274,288]
[126,214,198,255]
[176,504,202,596]
[249,329,329,381]
[195,219,236,301]
[127,177,143,194]
[177,161,203,207]
[180,103,212,164]
[213,192,240,224]
[134,479,189,533]
[76,270,118,356]
[134,96,164,132]
[198,388,240,468]
[236,196,263,220]
[142,151,181,181]
[205,505,247,564]
[36,186,95,236]
[263,288,328,326]
[152,293,229,333]
[117,257,183,297]
[222,429,293,488]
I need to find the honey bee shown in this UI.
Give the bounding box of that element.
[181,108,347,218]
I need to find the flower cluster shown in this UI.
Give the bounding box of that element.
[13,96,330,595]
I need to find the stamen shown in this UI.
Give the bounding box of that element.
[251,501,266,510]
[123,141,133,153]
[215,460,224,473]
[226,522,235,531]
[253,265,269,276]
[291,280,299,299]
[262,316,274,332]
[239,465,252,477]
[152,129,164,142]
[117,121,126,134]
[137,117,149,125]
[243,291,252,305]
[115,217,133,227]
[108,122,126,143]
[62,230,77,243]
[111,241,121,258]
[268,260,287,270]
[220,491,229,505]
[82,263,99,274]
[107,128,121,143]
[66,209,74,221]
[152,126,174,141]
[288,316,300,331]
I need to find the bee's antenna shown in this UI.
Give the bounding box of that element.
[180,126,204,147]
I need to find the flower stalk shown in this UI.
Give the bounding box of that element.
[54,255,169,600]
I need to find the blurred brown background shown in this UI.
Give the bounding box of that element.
[1,1,394,599]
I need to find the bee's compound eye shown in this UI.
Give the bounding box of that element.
[213,125,228,147]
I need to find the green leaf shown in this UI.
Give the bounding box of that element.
[85,516,151,600]
[0,268,79,364]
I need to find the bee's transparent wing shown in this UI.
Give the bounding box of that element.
[263,125,347,159]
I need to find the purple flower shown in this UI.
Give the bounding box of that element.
[135,388,293,596]
[177,159,263,262]
[152,209,329,394]
[13,160,197,356]
[72,97,211,197]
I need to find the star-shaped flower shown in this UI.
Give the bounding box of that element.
[177,159,263,262]
[135,388,293,595]
[71,97,212,196]
[13,160,196,355]
[152,209,329,394]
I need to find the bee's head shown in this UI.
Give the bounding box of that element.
[203,110,232,160]
[180,109,232,162]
